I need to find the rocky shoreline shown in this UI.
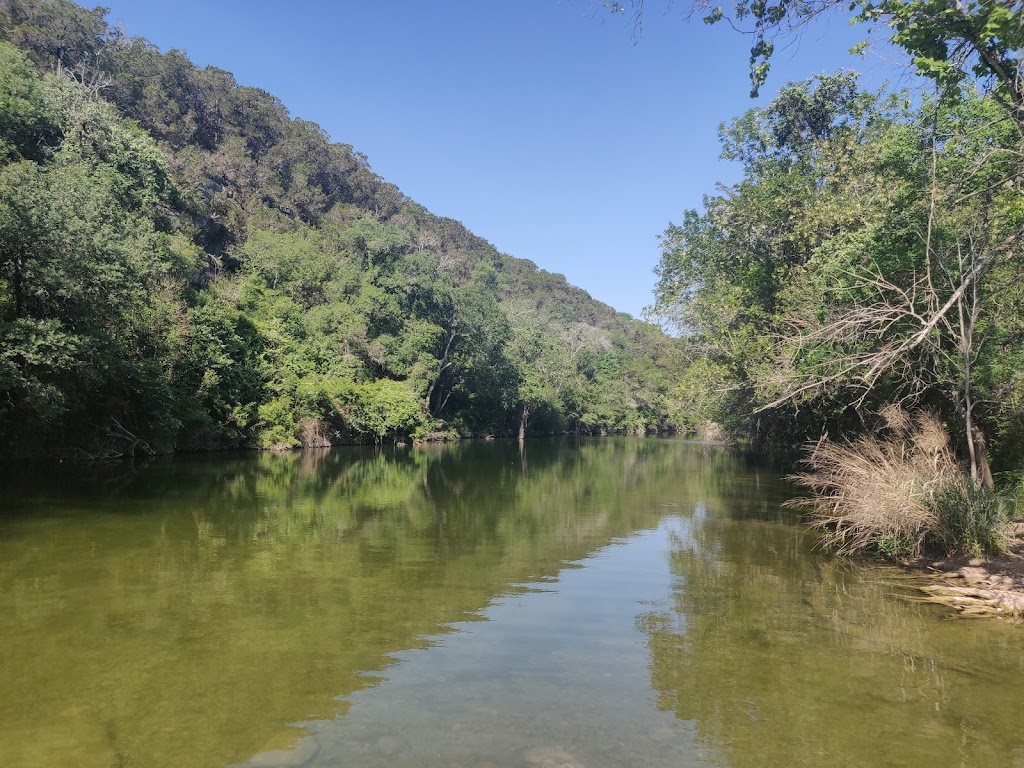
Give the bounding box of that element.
[913,523,1024,618]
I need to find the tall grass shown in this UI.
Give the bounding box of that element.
[791,406,1010,560]
[933,475,1011,556]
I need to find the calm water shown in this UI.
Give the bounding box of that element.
[0,438,1021,768]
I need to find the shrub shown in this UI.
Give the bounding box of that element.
[933,476,1011,557]
[791,406,1009,560]
[349,380,424,442]
[256,396,299,449]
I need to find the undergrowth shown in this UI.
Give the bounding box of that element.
[790,406,1011,560]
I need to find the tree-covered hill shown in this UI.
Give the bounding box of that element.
[0,0,684,458]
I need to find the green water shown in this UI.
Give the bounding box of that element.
[0,439,1021,768]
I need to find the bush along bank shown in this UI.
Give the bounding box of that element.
[790,406,1023,617]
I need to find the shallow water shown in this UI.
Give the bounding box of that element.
[0,438,1021,768]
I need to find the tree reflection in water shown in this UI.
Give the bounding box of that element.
[640,493,1024,768]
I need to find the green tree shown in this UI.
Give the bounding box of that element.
[0,44,198,455]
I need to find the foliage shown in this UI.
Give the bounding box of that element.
[349,379,425,442]
[649,70,1024,487]
[615,0,1024,117]
[0,4,685,456]
[0,39,198,455]
[933,475,1012,557]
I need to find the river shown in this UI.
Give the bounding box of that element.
[0,438,1021,767]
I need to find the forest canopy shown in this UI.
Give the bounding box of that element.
[0,0,686,457]
[648,67,1024,479]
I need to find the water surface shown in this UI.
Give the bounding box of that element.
[0,439,1021,767]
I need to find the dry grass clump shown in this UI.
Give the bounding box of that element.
[790,406,980,559]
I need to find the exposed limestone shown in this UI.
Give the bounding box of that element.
[915,524,1024,618]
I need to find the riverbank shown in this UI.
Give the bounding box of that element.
[914,523,1024,618]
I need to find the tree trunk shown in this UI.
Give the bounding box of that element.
[13,254,23,318]
[518,402,529,441]
[425,327,457,414]
[972,426,995,489]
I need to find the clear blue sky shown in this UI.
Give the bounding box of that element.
[83,1,903,318]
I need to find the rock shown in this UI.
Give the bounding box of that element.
[921,584,1024,615]
[523,745,585,768]
[248,736,320,767]
[648,726,678,743]
[376,735,402,756]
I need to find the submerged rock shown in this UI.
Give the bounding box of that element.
[247,736,320,767]
[523,745,585,768]
[375,734,402,756]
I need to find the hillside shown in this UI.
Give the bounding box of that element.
[0,0,684,457]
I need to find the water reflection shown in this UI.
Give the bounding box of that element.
[0,439,732,768]
[1,439,1021,768]
[640,492,1024,768]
